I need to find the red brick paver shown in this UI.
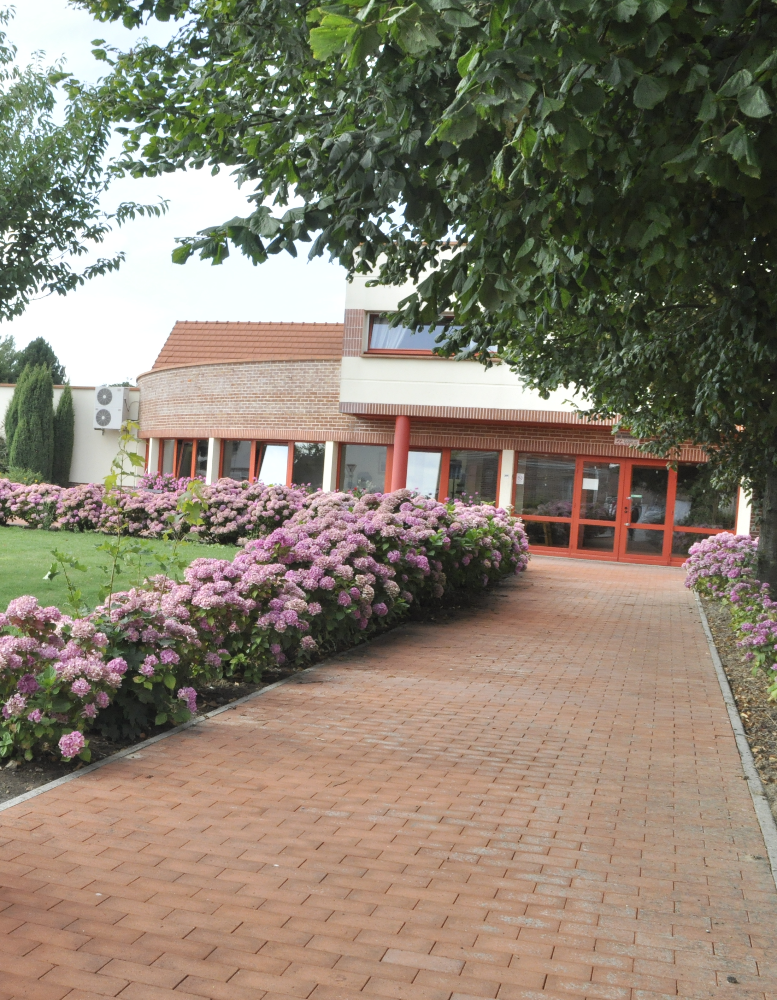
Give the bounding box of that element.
[1,556,776,999]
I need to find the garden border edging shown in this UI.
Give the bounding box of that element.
[0,668,308,815]
[695,591,777,887]
[0,619,413,816]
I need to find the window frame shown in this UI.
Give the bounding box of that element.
[365,313,453,357]
[516,453,738,566]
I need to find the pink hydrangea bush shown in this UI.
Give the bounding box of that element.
[0,488,529,759]
[0,480,62,529]
[0,477,310,545]
[0,596,126,762]
[684,532,777,699]
[683,532,758,599]
[138,473,199,492]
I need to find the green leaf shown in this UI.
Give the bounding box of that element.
[720,124,761,177]
[615,0,639,20]
[171,245,194,265]
[78,748,92,762]
[309,14,356,60]
[435,106,478,144]
[642,0,671,21]
[155,713,168,726]
[696,89,717,121]
[738,85,771,119]
[633,75,670,109]
[718,68,753,98]
[164,673,176,690]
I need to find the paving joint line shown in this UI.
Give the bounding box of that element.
[695,589,777,887]
[0,624,410,815]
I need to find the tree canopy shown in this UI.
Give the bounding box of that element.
[78,0,777,576]
[0,9,165,322]
[0,335,67,384]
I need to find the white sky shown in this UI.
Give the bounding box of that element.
[3,0,347,385]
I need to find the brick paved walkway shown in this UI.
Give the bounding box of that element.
[1,556,777,1000]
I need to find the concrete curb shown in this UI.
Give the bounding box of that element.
[695,591,777,887]
[0,670,309,816]
[0,624,402,816]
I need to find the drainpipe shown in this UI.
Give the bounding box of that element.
[390,415,411,491]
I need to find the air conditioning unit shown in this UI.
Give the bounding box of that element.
[94,385,130,430]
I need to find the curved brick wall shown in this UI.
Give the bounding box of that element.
[138,358,707,462]
[138,360,353,441]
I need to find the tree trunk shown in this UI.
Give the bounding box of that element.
[757,466,777,592]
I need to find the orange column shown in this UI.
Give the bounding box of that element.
[390,415,411,491]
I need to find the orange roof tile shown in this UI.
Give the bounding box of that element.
[151,321,344,369]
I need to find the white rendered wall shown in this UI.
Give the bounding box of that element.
[498,450,515,509]
[322,441,339,491]
[736,485,752,535]
[340,356,579,413]
[0,385,141,485]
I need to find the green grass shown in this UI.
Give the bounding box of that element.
[0,526,240,613]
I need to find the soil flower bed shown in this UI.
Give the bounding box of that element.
[686,532,777,822]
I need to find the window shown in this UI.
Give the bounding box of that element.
[407,451,441,497]
[515,454,576,549]
[257,444,289,486]
[516,454,576,517]
[222,440,252,481]
[448,450,499,503]
[292,443,325,489]
[368,314,450,354]
[174,439,208,479]
[160,439,174,475]
[175,441,192,478]
[674,464,736,530]
[340,445,387,492]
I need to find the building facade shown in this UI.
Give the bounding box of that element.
[137,277,750,567]
[0,384,141,486]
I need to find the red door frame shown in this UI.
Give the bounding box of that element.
[520,454,738,567]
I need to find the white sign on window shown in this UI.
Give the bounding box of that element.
[515,473,525,485]
[582,478,599,491]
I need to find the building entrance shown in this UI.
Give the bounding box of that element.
[516,454,737,566]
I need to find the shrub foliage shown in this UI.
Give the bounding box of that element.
[0,488,529,759]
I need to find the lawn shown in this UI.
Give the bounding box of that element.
[0,526,240,612]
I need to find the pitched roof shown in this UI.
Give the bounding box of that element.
[151,321,344,369]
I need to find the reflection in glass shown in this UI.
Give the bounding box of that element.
[369,315,449,352]
[161,439,174,475]
[407,451,441,497]
[258,444,289,486]
[674,465,736,529]
[339,445,387,493]
[525,521,571,548]
[222,440,252,481]
[579,463,619,521]
[176,441,193,478]
[672,531,716,557]
[628,466,668,524]
[292,443,325,489]
[626,528,664,555]
[516,454,576,516]
[577,525,615,552]
[195,440,209,479]
[448,450,499,503]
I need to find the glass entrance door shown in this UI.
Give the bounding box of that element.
[575,461,622,554]
[618,463,670,561]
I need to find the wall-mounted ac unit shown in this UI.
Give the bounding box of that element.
[94,385,129,430]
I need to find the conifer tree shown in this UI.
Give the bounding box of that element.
[52,384,74,486]
[3,362,32,455]
[9,364,54,480]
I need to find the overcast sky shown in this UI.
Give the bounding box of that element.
[4,1,347,385]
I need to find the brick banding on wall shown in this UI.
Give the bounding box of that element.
[138,359,707,462]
